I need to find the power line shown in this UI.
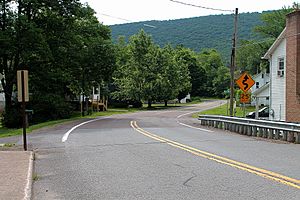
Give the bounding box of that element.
[169,0,234,13]
[98,13,157,28]
[100,13,131,23]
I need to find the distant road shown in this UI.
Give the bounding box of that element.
[31,100,300,199]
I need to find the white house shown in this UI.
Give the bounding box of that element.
[250,70,270,107]
[263,29,286,121]
[263,10,300,122]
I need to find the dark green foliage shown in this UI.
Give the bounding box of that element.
[174,47,205,97]
[198,49,225,96]
[212,66,231,97]
[237,5,295,74]
[0,1,116,127]
[30,94,73,124]
[111,12,265,61]
[2,107,22,128]
[113,30,191,107]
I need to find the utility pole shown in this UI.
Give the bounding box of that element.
[229,8,238,116]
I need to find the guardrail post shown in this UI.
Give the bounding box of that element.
[258,128,263,137]
[235,124,239,132]
[252,127,257,137]
[231,123,235,132]
[214,121,218,128]
[282,131,288,141]
[243,126,247,135]
[247,126,252,136]
[295,133,300,144]
[239,125,243,134]
[268,129,274,139]
[262,128,267,138]
[274,129,280,140]
[287,132,295,143]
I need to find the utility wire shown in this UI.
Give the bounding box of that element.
[98,13,157,28]
[169,0,234,13]
[100,13,131,23]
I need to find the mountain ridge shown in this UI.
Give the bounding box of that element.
[110,12,268,62]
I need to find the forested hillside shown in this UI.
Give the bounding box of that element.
[111,12,266,61]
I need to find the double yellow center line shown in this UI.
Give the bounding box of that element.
[130,121,300,190]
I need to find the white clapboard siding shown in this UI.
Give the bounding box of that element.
[270,38,286,121]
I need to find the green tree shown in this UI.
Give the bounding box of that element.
[174,47,205,98]
[198,49,223,96]
[113,30,158,107]
[237,4,296,74]
[212,66,231,97]
[113,31,191,107]
[155,45,191,106]
[0,1,116,126]
[253,6,293,39]
[236,40,271,74]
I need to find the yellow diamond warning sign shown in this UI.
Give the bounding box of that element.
[236,72,255,93]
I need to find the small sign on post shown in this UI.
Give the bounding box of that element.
[17,70,29,151]
[240,92,251,103]
[236,72,255,93]
[17,70,29,102]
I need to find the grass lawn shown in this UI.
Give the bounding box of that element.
[192,103,255,118]
[0,108,138,138]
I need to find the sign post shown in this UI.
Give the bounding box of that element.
[236,72,254,118]
[17,70,29,151]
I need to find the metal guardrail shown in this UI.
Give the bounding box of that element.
[198,115,300,143]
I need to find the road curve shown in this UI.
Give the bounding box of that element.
[30,100,300,200]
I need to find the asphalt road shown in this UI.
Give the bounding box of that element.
[28,100,300,199]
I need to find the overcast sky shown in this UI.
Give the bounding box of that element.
[80,0,297,25]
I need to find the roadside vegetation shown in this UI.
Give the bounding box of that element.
[193,103,255,118]
[0,100,204,138]
[0,1,297,131]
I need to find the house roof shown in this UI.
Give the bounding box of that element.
[252,82,270,96]
[262,28,286,59]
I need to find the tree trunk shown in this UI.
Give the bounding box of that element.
[164,100,168,107]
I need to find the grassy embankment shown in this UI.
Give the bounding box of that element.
[192,103,255,118]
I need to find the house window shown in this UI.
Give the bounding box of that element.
[277,57,284,77]
[262,73,264,78]
[256,82,259,89]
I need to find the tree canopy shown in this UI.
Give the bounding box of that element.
[0,0,115,126]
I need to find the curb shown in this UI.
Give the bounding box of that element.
[24,151,34,200]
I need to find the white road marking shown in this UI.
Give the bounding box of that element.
[62,117,110,142]
[175,101,226,132]
[178,122,214,132]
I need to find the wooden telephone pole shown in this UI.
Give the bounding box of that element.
[229,8,238,116]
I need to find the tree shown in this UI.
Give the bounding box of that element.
[212,66,231,97]
[236,40,271,74]
[154,45,191,106]
[174,47,204,98]
[0,1,116,126]
[113,31,191,107]
[198,49,223,97]
[254,7,293,39]
[113,30,158,107]
[237,4,296,75]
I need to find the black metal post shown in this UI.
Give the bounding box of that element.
[21,71,27,151]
